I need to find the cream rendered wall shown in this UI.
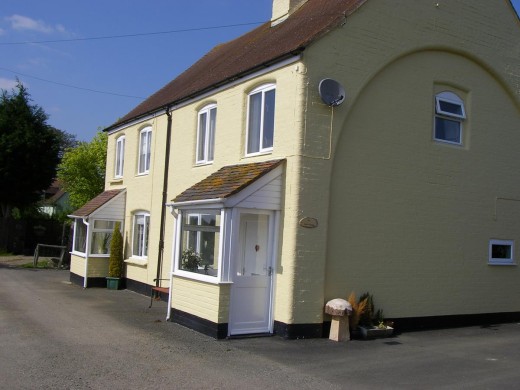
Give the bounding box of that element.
[70,254,85,277]
[294,0,520,322]
[106,114,171,288]
[167,62,306,324]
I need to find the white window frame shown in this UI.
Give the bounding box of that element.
[90,219,120,257]
[115,135,125,178]
[488,239,515,265]
[173,209,226,283]
[132,212,150,258]
[434,91,466,145]
[72,218,88,255]
[138,127,152,175]
[245,84,276,156]
[196,104,217,165]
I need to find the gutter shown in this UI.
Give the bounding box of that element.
[156,107,173,287]
[165,198,226,209]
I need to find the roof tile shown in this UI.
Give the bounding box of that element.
[173,159,284,203]
[70,189,124,217]
[109,0,367,130]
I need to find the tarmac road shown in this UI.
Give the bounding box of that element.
[1,265,520,389]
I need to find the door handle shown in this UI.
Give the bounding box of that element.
[268,266,273,276]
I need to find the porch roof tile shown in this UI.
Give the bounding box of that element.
[70,189,124,218]
[173,159,284,203]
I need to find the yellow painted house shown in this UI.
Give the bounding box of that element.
[69,0,520,338]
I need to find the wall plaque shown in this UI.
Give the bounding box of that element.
[299,217,318,228]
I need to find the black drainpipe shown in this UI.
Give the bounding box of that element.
[156,106,173,286]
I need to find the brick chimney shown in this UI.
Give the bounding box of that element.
[271,0,308,26]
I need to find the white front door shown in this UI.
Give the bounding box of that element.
[229,212,273,335]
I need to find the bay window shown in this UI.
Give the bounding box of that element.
[179,210,220,277]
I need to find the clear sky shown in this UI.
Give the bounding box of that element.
[1,1,519,142]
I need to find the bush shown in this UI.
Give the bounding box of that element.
[108,222,123,278]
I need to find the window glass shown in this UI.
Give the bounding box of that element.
[91,232,112,255]
[434,117,461,144]
[90,220,119,255]
[438,100,463,117]
[247,93,262,154]
[179,211,221,277]
[94,220,115,230]
[133,213,150,257]
[73,219,87,253]
[247,85,276,155]
[263,89,276,149]
[115,136,125,178]
[489,240,514,265]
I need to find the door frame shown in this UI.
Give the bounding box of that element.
[228,208,279,336]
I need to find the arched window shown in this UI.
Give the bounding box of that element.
[132,212,150,258]
[196,104,217,164]
[246,84,276,155]
[138,127,152,174]
[114,135,125,178]
[434,91,466,145]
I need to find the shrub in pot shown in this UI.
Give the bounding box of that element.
[106,222,123,289]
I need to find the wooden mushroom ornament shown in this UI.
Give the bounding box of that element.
[325,298,352,342]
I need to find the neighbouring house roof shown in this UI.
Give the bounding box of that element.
[41,179,67,205]
[106,0,367,131]
[172,159,284,203]
[69,189,124,218]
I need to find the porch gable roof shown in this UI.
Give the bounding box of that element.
[69,189,125,218]
[172,159,284,205]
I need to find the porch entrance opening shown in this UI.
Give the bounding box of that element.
[229,212,274,336]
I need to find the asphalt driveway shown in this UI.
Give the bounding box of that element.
[1,265,519,389]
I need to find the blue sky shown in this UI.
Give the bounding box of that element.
[1,0,519,142]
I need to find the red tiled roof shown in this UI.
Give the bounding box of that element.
[70,189,124,217]
[107,0,367,130]
[173,159,284,203]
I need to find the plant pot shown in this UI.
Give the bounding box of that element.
[106,277,122,290]
[359,325,394,339]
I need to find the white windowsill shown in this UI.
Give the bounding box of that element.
[488,261,516,266]
[70,251,86,258]
[244,150,273,158]
[125,257,148,266]
[194,161,213,167]
[172,270,231,285]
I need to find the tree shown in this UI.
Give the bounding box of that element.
[0,82,61,220]
[57,131,107,210]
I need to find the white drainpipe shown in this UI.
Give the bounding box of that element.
[166,207,179,321]
[83,218,90,288]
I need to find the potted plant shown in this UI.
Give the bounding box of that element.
[348,291,393,339]
[106,222,124,290]
[181,248,202,272]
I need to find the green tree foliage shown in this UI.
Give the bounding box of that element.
[0,82,61,219]
[108,222,123,278]
[58,131,107,210]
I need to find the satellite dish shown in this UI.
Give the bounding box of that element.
[318,78,346,107]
